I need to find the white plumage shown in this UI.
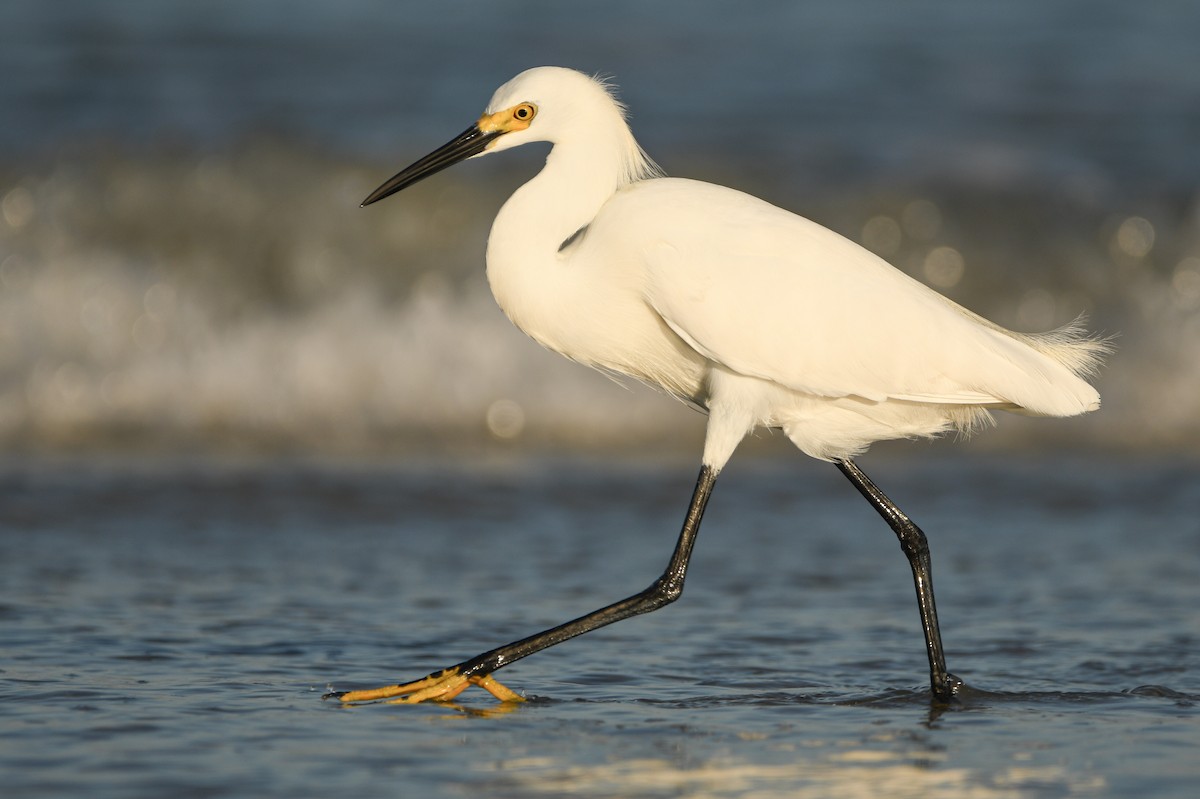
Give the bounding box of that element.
[334,65,1108,706]
[477,67,1104,466]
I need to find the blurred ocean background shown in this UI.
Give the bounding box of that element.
[2,3,1199,799]
[2,0,1198,455]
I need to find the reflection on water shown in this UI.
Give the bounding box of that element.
[480,752,1106,798]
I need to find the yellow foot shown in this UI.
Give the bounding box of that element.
[326,667,523,705]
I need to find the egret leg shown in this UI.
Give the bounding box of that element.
[326,465,718,704]
[836,459,964,703]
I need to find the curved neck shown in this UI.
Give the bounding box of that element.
[486,98,658,262]
[492,144,620,257]
[483,112,658,348]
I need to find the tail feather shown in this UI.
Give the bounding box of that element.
[1017,316,1113,380]
[997,315,1111,416]
[948,305,1111,416]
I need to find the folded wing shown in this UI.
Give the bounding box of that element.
[614,179,1100,417]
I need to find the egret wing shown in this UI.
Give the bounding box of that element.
[618,179,1094,415]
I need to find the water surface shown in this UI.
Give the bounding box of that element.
[2,454,1197,797]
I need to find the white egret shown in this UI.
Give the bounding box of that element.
[328,66,1107,706]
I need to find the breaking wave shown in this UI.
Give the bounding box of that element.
[2,142,1197,455]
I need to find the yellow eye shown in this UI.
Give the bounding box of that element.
[513,103,537,122]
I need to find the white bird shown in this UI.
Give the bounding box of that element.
[328,66,1107,706]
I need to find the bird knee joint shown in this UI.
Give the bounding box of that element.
[899,525,930,560]
[649,577,684,606]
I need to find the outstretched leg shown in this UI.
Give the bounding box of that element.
[326,465,719,704]
[836,459,964,702]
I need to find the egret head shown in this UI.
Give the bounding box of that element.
[476,67,630,154]
[361,67,650,206]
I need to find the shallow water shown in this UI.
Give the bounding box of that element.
[2,453,1197,798]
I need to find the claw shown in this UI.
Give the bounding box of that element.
[327,667,523,705]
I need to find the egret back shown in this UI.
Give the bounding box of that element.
[592,178,1103,418]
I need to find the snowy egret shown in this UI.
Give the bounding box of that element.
[328,67,1106,706]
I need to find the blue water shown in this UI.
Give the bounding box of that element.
[1,5,1199,796]
[1,1,1198,454]
[2,455,1198,798]
[1,0,1198,453]
[5,0,1199,188]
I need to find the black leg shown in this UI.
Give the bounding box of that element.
[328,464,718,703]
[456,463,717,678]
[836,459,964,702]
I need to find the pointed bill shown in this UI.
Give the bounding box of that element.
[361,124,501,206]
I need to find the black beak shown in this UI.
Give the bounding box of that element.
[361,124,502,207]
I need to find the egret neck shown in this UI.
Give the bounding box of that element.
[485,104,654,353]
